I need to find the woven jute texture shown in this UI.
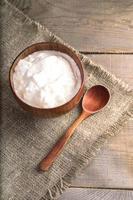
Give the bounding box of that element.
[1,0,133,199]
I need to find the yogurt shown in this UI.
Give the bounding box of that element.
[13,50,81,108]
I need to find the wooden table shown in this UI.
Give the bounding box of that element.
[18,0,133,199]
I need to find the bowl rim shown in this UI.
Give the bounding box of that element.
[9,42,85,111]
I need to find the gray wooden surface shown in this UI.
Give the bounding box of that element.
[27,0,133,53]
[10,0,133,199]
[59,188,133,200]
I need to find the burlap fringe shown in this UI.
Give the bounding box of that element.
[3,1,133,199]
[42,99,133,200]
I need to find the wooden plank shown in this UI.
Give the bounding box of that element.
[20,0,133,52]
[87,54,133,86]
[71,122,133,188]
[58,188,133,200]
[72,121,133,188]
[71,55,133,188]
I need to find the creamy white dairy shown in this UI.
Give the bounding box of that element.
[13,50,81,108]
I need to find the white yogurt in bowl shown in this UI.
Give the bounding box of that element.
[13,50,81,108]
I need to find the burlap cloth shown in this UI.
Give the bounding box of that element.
[1,0,133,199]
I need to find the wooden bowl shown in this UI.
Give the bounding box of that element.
[9,42,84,117]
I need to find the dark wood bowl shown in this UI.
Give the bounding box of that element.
[9,42,84,117]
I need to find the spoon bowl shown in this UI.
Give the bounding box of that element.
[83,85,110,113]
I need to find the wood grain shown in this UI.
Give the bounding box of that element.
[72,121,133,188]
[23,0,133,52]
[87,54,133,86]
[58,188,133,200]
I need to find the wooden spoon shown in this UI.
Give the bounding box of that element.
[39,85,110,171]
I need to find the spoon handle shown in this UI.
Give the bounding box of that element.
[39,111,90,171]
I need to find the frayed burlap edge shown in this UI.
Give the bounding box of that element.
[2,1,133,199]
